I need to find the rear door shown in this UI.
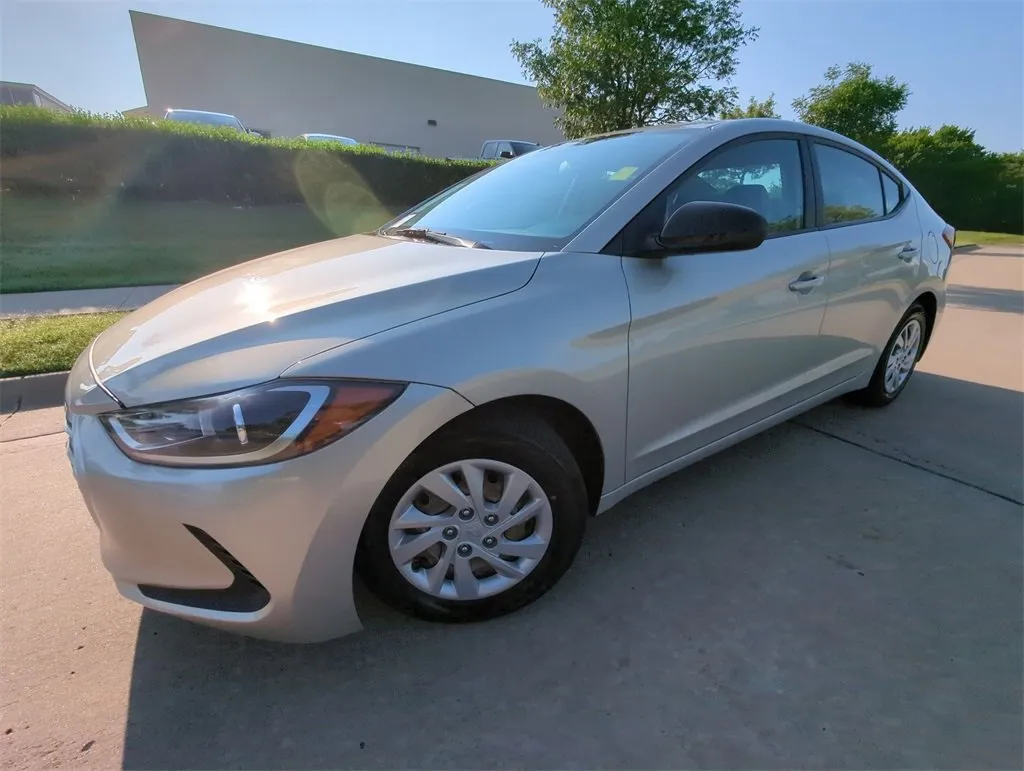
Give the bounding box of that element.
[811,142,924,383]
[620,134,836,479]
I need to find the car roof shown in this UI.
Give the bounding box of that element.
[577,119,905,180]
[590,118,859,141]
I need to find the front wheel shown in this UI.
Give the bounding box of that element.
[848,304,928,407]
[357,412,589,623]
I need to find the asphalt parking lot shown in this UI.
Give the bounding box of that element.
[2,246,1021,770]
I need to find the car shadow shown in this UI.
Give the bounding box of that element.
[946,285,1024,314]
[120,372,1023,771]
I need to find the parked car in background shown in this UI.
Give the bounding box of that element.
[163,108,252,135]
[65,118,954,644]
[480,139,541,160]
[301,133,360,146]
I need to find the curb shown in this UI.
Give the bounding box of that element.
[0,371,68,413]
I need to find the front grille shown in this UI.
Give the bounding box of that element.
[139,525,271,613]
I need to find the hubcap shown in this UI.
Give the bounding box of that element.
[884,318,922,395]
[387,459,554,601]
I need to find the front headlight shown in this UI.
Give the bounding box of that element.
[99,380,405,467]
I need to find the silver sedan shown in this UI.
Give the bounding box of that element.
[65,119,954,642]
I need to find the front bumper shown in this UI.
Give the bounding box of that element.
[66,383,472,642]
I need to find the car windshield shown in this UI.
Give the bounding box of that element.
[166,110,240,129]
[381,128,706,251]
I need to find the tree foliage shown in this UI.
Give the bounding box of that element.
[792,62,909,149]
[792,62,1021,234]
[719,94,779,119]
[884,125,1023,234]
[511,0,758,139]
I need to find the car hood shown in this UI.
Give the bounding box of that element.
[89,233,542,406]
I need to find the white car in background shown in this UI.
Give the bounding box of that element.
[301,133,360,146]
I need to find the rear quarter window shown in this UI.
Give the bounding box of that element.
[881,172,904,214]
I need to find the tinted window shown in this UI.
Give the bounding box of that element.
[664,138,805,235]
[481,142,496,159]
[881,172,903,214]
[496,142,514,158]
[511,142,540,156]
[815,144,884,224]
[382,129,704,251]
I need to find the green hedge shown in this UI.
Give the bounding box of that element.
[0,106,490,209]
[897,158,1023,235]
[882,127,1023,235]
[4,106,1019,235]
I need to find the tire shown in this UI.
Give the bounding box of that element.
[847,304,928,408]
[356,410,589,623]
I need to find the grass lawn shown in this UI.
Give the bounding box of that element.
[956,231,1024,248]
[1,196,403,294]
[0,312,127,377]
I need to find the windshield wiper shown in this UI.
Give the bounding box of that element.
[382,227,489,249]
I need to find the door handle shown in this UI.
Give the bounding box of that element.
[898,245,919,262]
[788,272,825,294]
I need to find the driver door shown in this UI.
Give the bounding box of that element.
[620,135,835,479]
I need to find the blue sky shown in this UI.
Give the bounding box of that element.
[2,0,1021,151]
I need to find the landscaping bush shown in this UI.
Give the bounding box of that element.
[883,127,1023,235]
[2,106,1018,234]
[0,106,490,209]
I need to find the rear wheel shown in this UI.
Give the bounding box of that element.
[848,304,928,407]
[357,412,588,623]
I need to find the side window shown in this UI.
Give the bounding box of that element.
[621,138,806,255]
[669,139,805,233]
[511,142,538,156]
[481,142,496,160]
[687,139,804,234]
[496,141,514,158]
[815,144,885,224]
[881,172,903,214]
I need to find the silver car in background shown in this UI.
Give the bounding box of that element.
[163,108,248,133]
[65,119,954,642]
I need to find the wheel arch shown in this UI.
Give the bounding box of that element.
[425,395,606,516]
[912,290,938,354]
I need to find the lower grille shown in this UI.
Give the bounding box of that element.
[139,525,271,613]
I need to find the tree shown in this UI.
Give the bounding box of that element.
[719,94,779,119]
[885,125,1022,234]
[792,62,909,150]
[511,0,758,139]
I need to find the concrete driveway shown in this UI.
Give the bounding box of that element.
[1,246,1021,770]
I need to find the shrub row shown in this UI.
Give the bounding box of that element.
[2,106,1019,234]
[898,157,1023,235]
[881,126,1023,235]
[0,106,490,209]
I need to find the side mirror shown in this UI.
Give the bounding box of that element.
[657,200,768,255]
[499,150,515,160]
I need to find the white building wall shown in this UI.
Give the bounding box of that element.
[130,11,564,158]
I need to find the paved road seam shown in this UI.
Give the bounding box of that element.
[794,420,1023,506]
